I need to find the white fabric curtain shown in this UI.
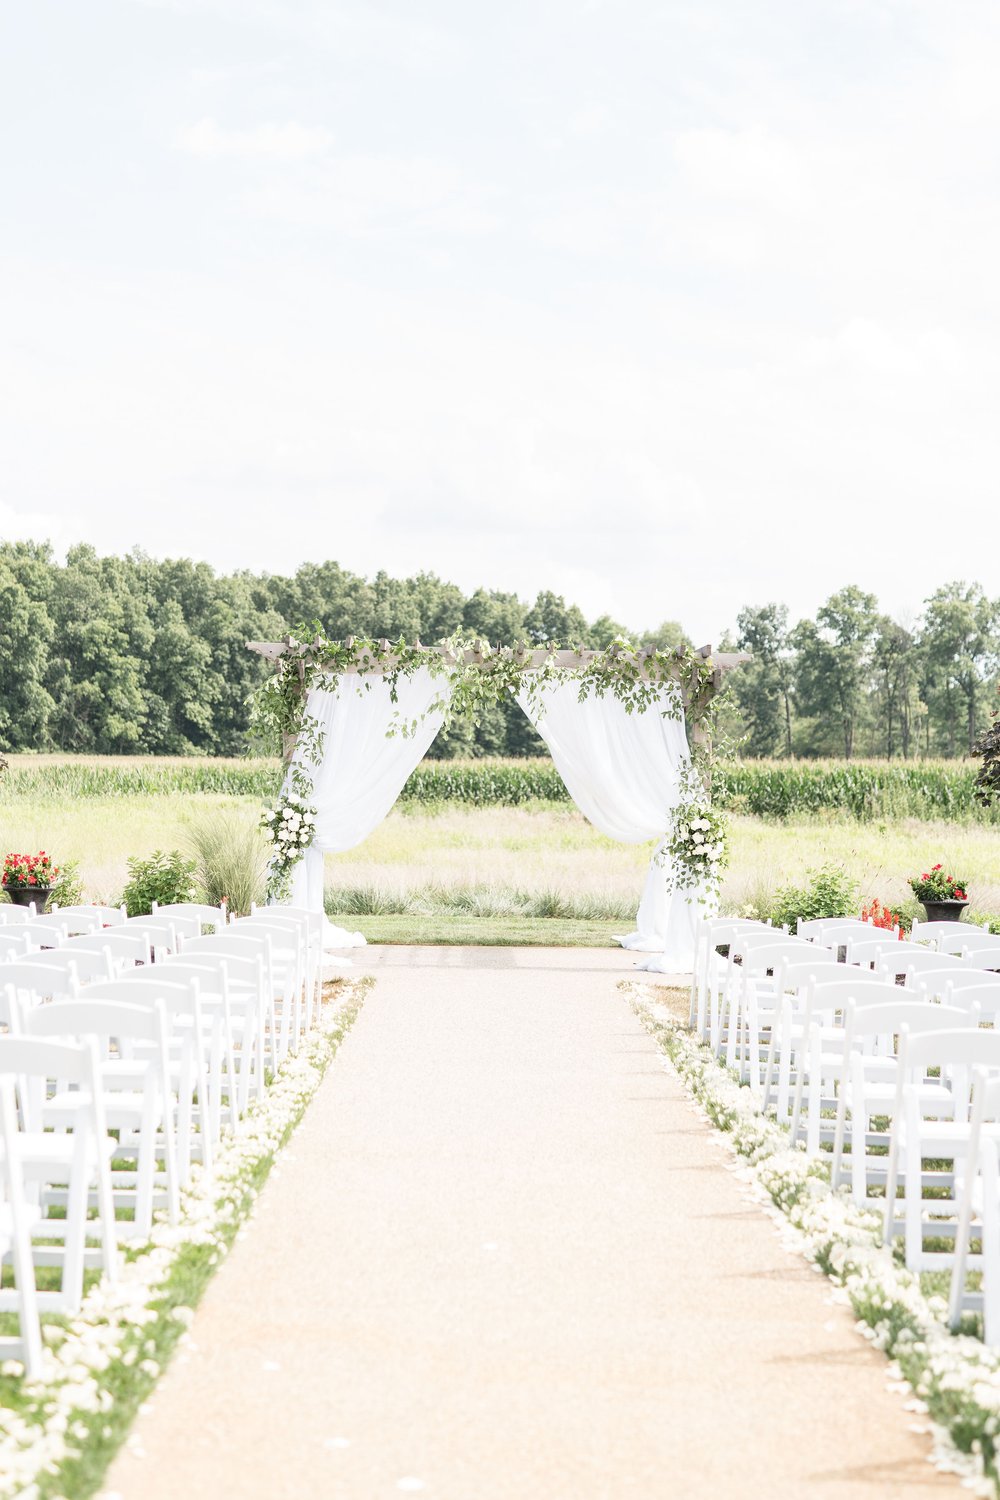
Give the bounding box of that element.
[516,680,711,971]
[286,668,451,943]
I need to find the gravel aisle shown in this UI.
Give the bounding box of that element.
[103,947,956,1500]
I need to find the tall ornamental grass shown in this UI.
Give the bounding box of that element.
[188,809,270,915]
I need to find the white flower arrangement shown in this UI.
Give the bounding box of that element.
[661,795,729,906]
[628,982,1000,1496]
[0,981,367,1499]
[260,790,318,902]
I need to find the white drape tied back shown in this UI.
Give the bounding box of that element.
[286,668,452,947]
[516,679,712,971]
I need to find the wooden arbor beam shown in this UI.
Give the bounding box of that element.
[246,639,751,772]
[246,639,749,677]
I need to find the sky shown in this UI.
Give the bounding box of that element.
[1,0,998,643]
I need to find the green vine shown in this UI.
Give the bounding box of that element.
[247,625,729,765]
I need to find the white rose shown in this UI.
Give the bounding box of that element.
[693,831,704,843]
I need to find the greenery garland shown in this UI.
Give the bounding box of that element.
[248,625,725,757]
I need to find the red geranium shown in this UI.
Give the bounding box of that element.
[2,851,59,889]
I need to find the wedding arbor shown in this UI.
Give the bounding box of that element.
[246,636,748,969]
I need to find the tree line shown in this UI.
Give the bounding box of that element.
[0,543,995,760]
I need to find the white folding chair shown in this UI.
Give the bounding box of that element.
[120,917,181,959]
[881,948,982,986]
[20,913,71,946]
[19,948,113,987]
[883,1029,1000,1273]
[715,928,810,1058]
[249,903,324,1036]
[0,1033,117,1318]
[831,999,971,1204]
[50,904,126,928]
[163,948,267,1109]
[83,979,216,1184]
[726,938,832,1088]
[126,961,241,1134]
[913,967,999,1001]
[231,915,308,1054]
[912,917,990,951]
[762,955,852,1119]
[789,978,909,1155]
[0,961,80,1010]
[796,916,872,941]
[24,1000,180,1240]
[939,930,1000,959]
[689,917,772,1036]
[844,933,912,969]
[0,930,35,963]
[0,907,33,926]
[152,901,228,935]
[64,929,152,973]
[181,933,281,1071]
[960,938,1000,971]
[0,1075,43,1376]
[949,1070,1000,1342]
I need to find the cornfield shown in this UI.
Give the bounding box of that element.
[713,760,996,822]
[0,754,995,823]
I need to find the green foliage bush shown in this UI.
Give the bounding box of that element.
[121,850,197,916]
[768,863,859,931]
[51,858,85,909]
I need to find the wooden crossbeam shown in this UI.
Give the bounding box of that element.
[246,639,749,676]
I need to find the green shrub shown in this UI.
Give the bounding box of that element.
[121,850,197,916]
[769,863,859,931]
[188,810,269,917]
[51,858,86,908]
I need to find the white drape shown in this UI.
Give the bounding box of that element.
[286,668,451,945]
[516,680,708,970]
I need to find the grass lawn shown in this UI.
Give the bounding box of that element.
[331,913,625,945]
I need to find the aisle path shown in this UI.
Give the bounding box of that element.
[104,947,956,1500]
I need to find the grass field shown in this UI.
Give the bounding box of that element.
[2,776,998,936]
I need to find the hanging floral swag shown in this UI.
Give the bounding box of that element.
[260,791,317,902]
[659,768,730,907]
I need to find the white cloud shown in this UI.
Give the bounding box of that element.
[176,117,332,162]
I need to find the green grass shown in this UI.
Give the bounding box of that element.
[4,788,1000,938]
[330,913,624,945]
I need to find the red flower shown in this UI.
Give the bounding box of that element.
[933,863,942,870]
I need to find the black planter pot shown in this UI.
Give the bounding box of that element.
[921,899,969,924]
[5,884,51,912]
